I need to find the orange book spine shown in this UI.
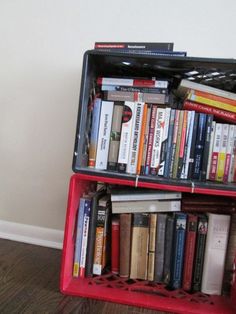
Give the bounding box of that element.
[137,104,148,175]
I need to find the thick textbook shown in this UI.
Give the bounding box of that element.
[201,213,231,295]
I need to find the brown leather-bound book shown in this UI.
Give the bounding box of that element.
[130,213,149,280]
[119,213,132,277]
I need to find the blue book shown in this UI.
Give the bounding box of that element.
[73,197,87,277]
[169,212,187,289]
[163,109,176,178]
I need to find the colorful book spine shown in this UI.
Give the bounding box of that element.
[163,109,176,178]
[95,101,114,170]
[97,77,169,88]
[88,98,102,167]
[169,110,180,178]
[127,102,144,174]
[111,216,120,274]
[176,110,188,179]
[172,110,184,179]
[223,124,235,182]
[158,107,171,176]
[216,123,229,182]
[147,213,157,281]
[107,102,123,171]
[140,105,151,175]
[154,214,167,282]
[150,108,166,175]
[73,198,86,277]
[137,104,148,175]
[169,213,187,289]
[79,198,92,278]
[117,101,136,172]
[182,214,198,291]
[208,123,223,181]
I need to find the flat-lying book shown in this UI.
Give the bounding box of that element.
[111,199,181,214]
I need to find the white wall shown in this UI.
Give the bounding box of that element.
[0,0,235,231]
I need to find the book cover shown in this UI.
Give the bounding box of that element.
[169,213,187,290]
[111,216,120,274]
[107,102,123,171]
[163,109,176,178]
[119,213,132,278]
[154,213,167,282]
[94,42,174,51]
[130,213,149,280]
[117,101,135,172]
[216,123,229,182]
[79,198,92,278]
[192,215,208,292]
[147,213,157,281]
[208,123,223,181]
[73,197,86,277]
[201,213,231,295]
[150,108,166,175]
[182,214,198,291]
[111,199,181,214]
[163,215,174,284]
[88,98,102,167]
[158,107,171,176]
[191,113,207,180]
[95,101,114,170]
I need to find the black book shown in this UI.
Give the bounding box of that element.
[163,215,175,284]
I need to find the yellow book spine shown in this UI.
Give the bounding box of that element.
[189,94,236,113]
[216,152,226,181]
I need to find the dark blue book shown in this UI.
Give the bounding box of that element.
[169,212,187,290]
[163,215,175,284]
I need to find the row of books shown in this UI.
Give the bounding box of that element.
[88,96,236,183]
[72,184,235,296]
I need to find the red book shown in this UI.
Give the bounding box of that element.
[182,214,198,291]
[111,216,120,274]
[183,100,236,124]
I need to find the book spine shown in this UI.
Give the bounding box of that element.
[94,42,174,51]
[176,110,188,179]
[169,110,180,178]
[111,217,120,274]
[101,84,168,94]
[169,213,187,289]
[228,127,236,182]
[73,198,86,277]
[154,214,167,282]
[206,121,216,180]
[117,102,135,172]
[158,107,171,176]
[119,213,132,277]
[79,199,91,278]
[191,113,207,180]
[192,215,208,292]
[163,215,174,284]
[145,105,158,175]
[216,123,229,182]
[150,108,166,175]
[172,110,184,179]
[88,98,102,167]
[127,102,144,174]
[104,90,166,104]
[95,101,114,170]
[107,103,123,171]
[137,104,148,175]
[97,77,169,88]
[180,110,194,179]
[187,113,199,179]
[163,109,176,178]
[183,100,236,124]
[147,213,157,281]
[192,89,236,106]
[223,125,235,182]
[140,105,151,175]
[199,114,213,181]
[101,205,111,271]
[182,214,198,291]
[208,123,223,181]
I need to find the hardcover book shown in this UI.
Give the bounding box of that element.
[163,215,174,284]
[147,213,157,281]
[154,214,167,282]
[119,213,132,277]
[111,216,120,274]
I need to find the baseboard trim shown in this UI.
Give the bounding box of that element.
[0,220,64,249]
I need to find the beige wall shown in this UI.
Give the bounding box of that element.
[0,0,235,230]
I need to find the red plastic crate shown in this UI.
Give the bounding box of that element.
[60,174,236,314]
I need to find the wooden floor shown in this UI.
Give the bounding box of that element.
[0,238,171,314]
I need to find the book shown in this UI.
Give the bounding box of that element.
[192,215,208,292]
[79,198,92,277]
[177,79,236,101]
[93,195,110,275]
[140,105,151,175]
[73,197,86,277]
[176,110,188,179]
[187,112,199,179]
[147,213,157,281]
[117,101,136,172]
[88,98,102,167]
[216,123,229,182]
[101,84,168,94]
[208,123,223,181]
[137,103,148,175]
[104,90,166,104]
[119,213,132,277]
[107,102,123,171]
[182,214,198,291]
[201,213,231,295]
[206,121,216,180]
[111,216,120,274]
[163,215,174,284]
[169,213,187,290]
[158,107,171,176]
[223,125,235,182]
[97,77,169,89]
[172,110,184,178]
[94,42,174,51]
[154,214,167,282]
[111,199,181,214]
[110,187,182,202]
[130,213,149,280]
[183,100,236,124]
[163,109,176,178]
[182,193,236,207]
[95,101,114,170]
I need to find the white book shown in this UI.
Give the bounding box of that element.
[228,126,236,182]
[201,213,231,295]
[158,107,171,176]
[111,199,181,214]
[95,101,114,170]
[223,124,235,182]
[208,123,223,181]
[126,102,144,174]
[150,108,166,175]
[216,123,229,181]
[117,101,136,172]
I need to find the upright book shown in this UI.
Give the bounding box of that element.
[119,213,132,277]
